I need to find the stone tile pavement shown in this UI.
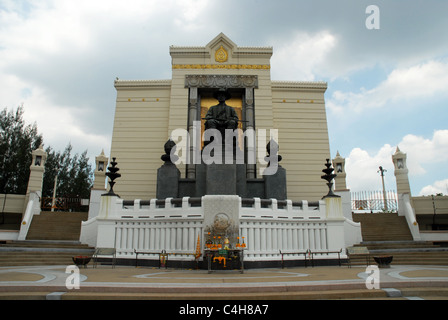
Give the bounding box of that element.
[0,264,448,301]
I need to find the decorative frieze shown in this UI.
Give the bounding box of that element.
[175,64,269,70]
[185,74,259,89]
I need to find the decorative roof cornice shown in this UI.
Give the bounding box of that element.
[169,45,273,52]
[271,81,328,91]
[114,79,172,89]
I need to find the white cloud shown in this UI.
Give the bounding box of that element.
[398,130,448,176]
[174,0,209,30]
[1,0,447,198]
[327,60,448,115]
[270,31,337,81]
[345,130,448,192]
[20,85,110,153]
[0,2,91,62]
[419,179,448,196]
[0,0,211,158]
[345,145,396,192]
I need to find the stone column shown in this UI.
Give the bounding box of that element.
[245,87,256,179]
[332,151,347,191]
[23,145,47,213]
[92,150,108,189]
[187,87,198,179]
[392,147,411,195]
[88,150,109,220]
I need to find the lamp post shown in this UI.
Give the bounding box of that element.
[378,166,388,211]
[51,167,59,212]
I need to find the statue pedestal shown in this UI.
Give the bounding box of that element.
[156,162,180,199]
[324,196,345,253]
[206,163,237,195]
[264,166,287,200]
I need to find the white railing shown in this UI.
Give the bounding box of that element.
[239,199,328,261]
[116,197,203,219]
[91,196,345,262]
[17,192,41,241]
[398,193,421,241]
[114,220,203,258]
[240,221,327,260]
[109,197,203,258]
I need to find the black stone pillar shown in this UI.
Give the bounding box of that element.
[156,140,181,199]
[264,166,287,200]
[263,139,287,200]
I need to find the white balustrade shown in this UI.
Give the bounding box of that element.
[92,196,344,262]
[114,220,203,258]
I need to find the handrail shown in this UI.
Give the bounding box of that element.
[18,192,41,241]
[18,199,34,241]
[400,193,421,240]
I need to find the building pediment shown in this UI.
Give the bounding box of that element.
[170,33,272,65]
[205,33,237,62]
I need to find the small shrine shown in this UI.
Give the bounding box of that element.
[204,211,247,272]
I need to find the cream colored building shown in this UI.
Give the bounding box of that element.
[110,33,331,201]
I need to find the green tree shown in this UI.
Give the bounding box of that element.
[0,106,43,194]
[1,106,93,203]
[42,144,93,199]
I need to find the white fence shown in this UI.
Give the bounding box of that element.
[239,199,328,260]
[115,220,203,258]
[110,198,203,258]
[87,196,346,263]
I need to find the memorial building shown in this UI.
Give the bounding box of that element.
[80,33,362,268]
[110,33,331,201]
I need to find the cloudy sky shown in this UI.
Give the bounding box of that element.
[1,0,447,196]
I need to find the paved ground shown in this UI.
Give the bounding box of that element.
[1,264,448,302]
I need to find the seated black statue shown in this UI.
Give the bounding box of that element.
[204,89,239,133]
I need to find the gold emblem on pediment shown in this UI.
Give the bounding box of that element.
[215,45,228,63]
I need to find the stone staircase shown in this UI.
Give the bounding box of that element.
[352,212,413,241]
[0,211,93,267]
[348,241,448,266]
[26,211,88,241]
[0,240,95,266]
[349,213,448,266]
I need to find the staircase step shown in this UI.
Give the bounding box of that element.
[0,240,93,249]
[352,213,413,241]
[0,239,95,266]
[25,212,88,241]
[355,241,441,251]
[348,238,448,266]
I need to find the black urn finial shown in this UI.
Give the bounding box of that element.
[321,158,339,198]
[265,139,282,166]
[161,139,178,164]
[104,157,121,197]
